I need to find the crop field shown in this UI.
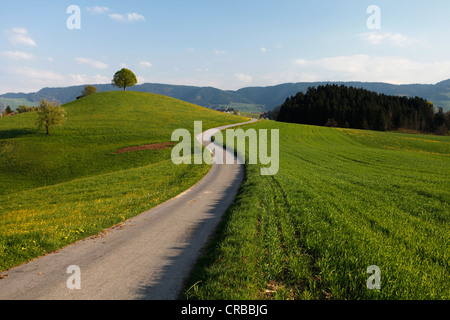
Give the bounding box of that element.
[0,91,248,271]
[184,121,449,300]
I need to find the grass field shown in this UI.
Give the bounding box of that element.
[184,121,450,300]
[0,91,248,271]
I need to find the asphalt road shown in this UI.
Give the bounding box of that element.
[0,118,258,300]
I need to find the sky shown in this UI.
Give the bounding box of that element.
[1,0,450,94]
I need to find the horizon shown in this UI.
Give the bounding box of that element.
[3,77,450,96]
[1,1,450,94]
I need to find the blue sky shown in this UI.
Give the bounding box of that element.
[1,0,450,94]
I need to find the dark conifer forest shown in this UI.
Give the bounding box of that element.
[277,85,450,134]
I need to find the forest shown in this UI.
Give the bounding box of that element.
[277,85,450,134]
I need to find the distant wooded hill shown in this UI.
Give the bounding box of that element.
[1,79,450,113]
[277,84,450,135]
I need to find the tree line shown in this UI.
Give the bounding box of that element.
[277,84,450,135]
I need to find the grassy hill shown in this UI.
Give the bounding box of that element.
[0,91,248,271]
[185,121,450,300]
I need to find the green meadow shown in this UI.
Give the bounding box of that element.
[184,121,450,300]
[2,90,449,300]
[0,91,248,271]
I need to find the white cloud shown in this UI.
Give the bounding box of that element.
[92,74,111,83]
[2,67,112,94]
[235,73,253,83]
[139,61,152,68]
[68,74,87,84]
[86,6,109,14]
[293,54,450,84]
[1,51,35,60]
[6,28,36,46]
[74,57,109,69]
[214,49,227,55]
[126,13,145,21]
[69,74,110,84]
[1,66,64,93]
[109,14,124,21]
[109,12,145,22]
[9,66,64,82]
[358,32,421,47]
[261,47,267,53]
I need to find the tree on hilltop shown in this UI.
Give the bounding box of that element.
[79,85,98,98]
[112,68,138,91]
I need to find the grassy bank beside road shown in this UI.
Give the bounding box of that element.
[184,121,449,300]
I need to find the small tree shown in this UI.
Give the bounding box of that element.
[36,100,66,135]
[16,105,29,113]
[16,105,36,113]
[4,106,12,115]
[81,85,97,97]
[112,68,138,91]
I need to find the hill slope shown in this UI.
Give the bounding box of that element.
[0,91,247,194]
[0,91,248,270]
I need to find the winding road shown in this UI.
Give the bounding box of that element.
[0,118,258,300]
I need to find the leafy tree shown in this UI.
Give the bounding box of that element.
[36,100,66,135]
[434,107,448,135]
[16,105,36,113]
[16,105,29,113]
[111,68,138,91]
[81,85,97,97]
[5,106,12,114]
